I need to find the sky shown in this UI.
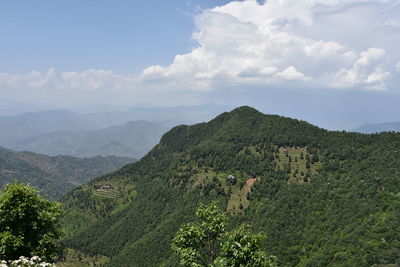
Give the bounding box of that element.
[1,0,400,129]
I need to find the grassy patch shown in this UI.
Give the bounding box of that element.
[189,167,255,214]
[227,177,257,214]
[275,147,321,183]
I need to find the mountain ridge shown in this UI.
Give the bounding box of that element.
[354,121,400,133]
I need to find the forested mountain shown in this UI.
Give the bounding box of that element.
[0,147,134,200]
[10,120,168,158]
[354,121,400,133]
[61,106,400,266]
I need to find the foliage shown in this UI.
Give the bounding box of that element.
[172,202,228,266]
[172,203,274,267]
[0,183,62,261]
[216,225,277,267]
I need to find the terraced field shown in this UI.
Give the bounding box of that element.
[93,188,120,199]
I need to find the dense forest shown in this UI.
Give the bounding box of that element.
[61,106,400,266]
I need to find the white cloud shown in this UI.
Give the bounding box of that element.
[331,48,390,90]
[3,70,56,89]
[396,62,400,72]
[138,0,397,91]
[277,66,311,81]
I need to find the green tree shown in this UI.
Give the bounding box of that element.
[0,183,62,261]
[216,225,277,267]
[311,153,319,163]
[172,202,275,267]
[172,202,227,266]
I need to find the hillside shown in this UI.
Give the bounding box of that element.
[61,107,400,266]
[354,121,400,133]
[10,120,168,158]
[0,147,134,200]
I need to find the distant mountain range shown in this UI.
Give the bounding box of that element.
[0,98,51,117]
[0,146,134,200]
[10,120,169,158]
[354,122,400,133]
[0,104,230,158]
[0,109,98,145]
[81,104,231,128]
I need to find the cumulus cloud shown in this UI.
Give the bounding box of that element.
[331,48,390,90]
[139,0,399,91]
[277,66,311,81]
[0,69,55,88]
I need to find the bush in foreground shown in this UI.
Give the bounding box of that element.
[0,183,62,261]
[172,202,276,267]
[1,256,54,267]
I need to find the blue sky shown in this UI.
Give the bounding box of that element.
[1,0,400,129]
[0,0,230,73]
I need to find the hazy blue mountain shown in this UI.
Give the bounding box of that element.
[0,98,51,116]
[0,146,134,200]
[10,120,169,158]
[354,122,400,133]
[0,109,99,146]
[82,104,231,128]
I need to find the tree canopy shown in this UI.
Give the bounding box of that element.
[172,202,276,267]
[0,183,62,261]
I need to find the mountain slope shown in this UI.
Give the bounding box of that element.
[61,106,400,266]
[10,120,169,158]
[0,147,135,200]
[354,121,400,133]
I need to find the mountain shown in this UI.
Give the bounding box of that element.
[82,104,231,128]
[0,147,135,200]
[60,107,400,266]
[0,98,50,117]
[10,121,169,158]
[0,109,98,147]
[354,121,400,133]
